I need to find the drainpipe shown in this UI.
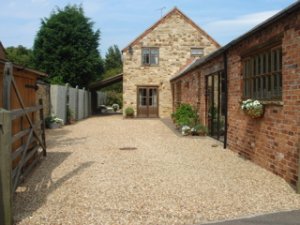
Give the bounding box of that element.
[223,51,228,149]
[297,134,300,193]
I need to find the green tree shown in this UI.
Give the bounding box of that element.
[5,45,34,68]
[33,4,104,87]
[104,45,122,74]
[101,45,123,93]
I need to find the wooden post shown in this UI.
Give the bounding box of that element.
[3,62,13,110]
[91,90,97,115]
[39,99,47,156]
[75,85,79,120]
[83,87,86,118]
[65,83,69,124]
[0,109,13,225]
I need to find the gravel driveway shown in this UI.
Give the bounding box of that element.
[14,115,300,225]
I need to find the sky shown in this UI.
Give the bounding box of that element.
[0,0,297,56]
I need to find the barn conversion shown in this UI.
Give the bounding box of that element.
[170,1,300,191]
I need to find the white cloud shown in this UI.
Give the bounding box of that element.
[31,0,48,3]
[202,10,280,45]
[207,10,279,28]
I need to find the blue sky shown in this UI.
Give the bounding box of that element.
[0,0,296,56]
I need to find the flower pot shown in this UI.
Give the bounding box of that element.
[244,108,264,119]
[49,122,61,129]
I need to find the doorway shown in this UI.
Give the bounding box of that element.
[137,86,159,118]
[206,72,226,142]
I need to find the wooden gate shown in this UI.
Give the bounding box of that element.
[0,62,47,225]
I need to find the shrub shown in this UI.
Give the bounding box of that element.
[112,103,119,112]
[45,115,64,128]
[191,123,208,136]
[66,106,74,124]
[105,91,123,109]
[174,104,198,127]
[125,107,134,117]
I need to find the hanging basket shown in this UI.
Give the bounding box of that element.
[241,99,264,119]
[244,108,264,119]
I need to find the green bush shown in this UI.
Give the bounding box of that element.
[125,107,134,117]
[106,91,123,108]
[174,104,198,126]
[192,123,208,135]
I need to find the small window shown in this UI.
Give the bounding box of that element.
[142,47,159,65]
[191,48,204,57]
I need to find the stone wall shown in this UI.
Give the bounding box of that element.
[170,9,300,188]
[36,82,51,118]
[123,9,219,117]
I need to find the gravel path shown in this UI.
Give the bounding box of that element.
[14,115,300,225]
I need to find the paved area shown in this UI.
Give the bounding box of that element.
[201,209,300,225]
[14,115,300,225]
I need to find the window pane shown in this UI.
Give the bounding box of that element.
[142,48,150,64]
[257,56,261,75]
[263,54,267,74]
[279,49,282,70]
[150,48,159,65]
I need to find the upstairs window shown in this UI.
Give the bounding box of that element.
[191,48,204,57]
[142,48,159,65]
[243,46,282,100]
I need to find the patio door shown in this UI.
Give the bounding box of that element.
[137,86,158,118]
[206,72,226,142]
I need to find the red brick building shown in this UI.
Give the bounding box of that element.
[170,2,300,192]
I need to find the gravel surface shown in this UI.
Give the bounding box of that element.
[14,115,300,225]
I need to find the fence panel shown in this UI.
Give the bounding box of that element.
[68,87,78,120]
[78,89,85,120]
[50,85,67,123]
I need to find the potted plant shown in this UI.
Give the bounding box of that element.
[241,99,264,119]
[112,103,119,112]
[45,115,64,129]
[125,107,134,118]
[67,107,75,124]
[191,123,208,136]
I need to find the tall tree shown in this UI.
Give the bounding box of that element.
[5,45,34,68]
[104,45,122,73]
[101,45,123,92]
[33,5,104,87]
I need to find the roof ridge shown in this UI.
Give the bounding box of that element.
[122,7,220,52]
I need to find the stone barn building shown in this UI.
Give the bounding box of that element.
[122,7,220,118]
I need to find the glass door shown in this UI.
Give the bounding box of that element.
[206,72,226,142]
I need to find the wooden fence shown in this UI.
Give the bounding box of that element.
[0,62,47,225]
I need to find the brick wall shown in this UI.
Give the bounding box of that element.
[171,10,300,187]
